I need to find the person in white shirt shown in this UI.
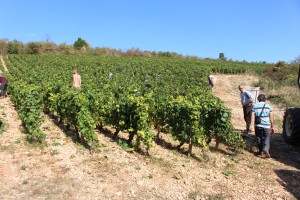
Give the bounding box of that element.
[238,83,254,133]
[208,75,217,91]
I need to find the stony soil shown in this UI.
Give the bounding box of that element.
[0,74,299,200]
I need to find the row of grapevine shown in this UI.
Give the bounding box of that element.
[9,78,45,142]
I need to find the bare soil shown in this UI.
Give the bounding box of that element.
[0,74,300,200]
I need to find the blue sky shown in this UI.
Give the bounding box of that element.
[0,0,300,63]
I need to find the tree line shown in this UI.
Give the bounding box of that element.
[0,38,200,59]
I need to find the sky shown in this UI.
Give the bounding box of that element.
[0,0,300,63]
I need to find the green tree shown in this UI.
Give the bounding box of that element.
[26,42,42,54]
[275,61,286,68]
[219,52,226,61]
[7,40,23,54]
[73,38,89,50]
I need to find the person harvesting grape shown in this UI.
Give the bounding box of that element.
[72,68,81,90]
[0,73,8,98]
[208,75,217,91]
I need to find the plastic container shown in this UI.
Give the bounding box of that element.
[249,87,260,104]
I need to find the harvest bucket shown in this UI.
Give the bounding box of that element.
[249,87,260,104]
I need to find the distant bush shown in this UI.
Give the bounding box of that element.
[258,62,300,107]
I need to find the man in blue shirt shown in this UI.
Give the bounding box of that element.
[238,84,254,133]
[251,93,274,158]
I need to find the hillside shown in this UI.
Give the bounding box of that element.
[0,74,300,200]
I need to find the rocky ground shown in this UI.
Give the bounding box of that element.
[0,74,299,200]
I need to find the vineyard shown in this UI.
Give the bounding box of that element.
[2,55,268,155]
[2,55,300,199]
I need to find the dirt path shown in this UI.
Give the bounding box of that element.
[0,74,299,200]
[213,74,285,132]
[0,55,9,73]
